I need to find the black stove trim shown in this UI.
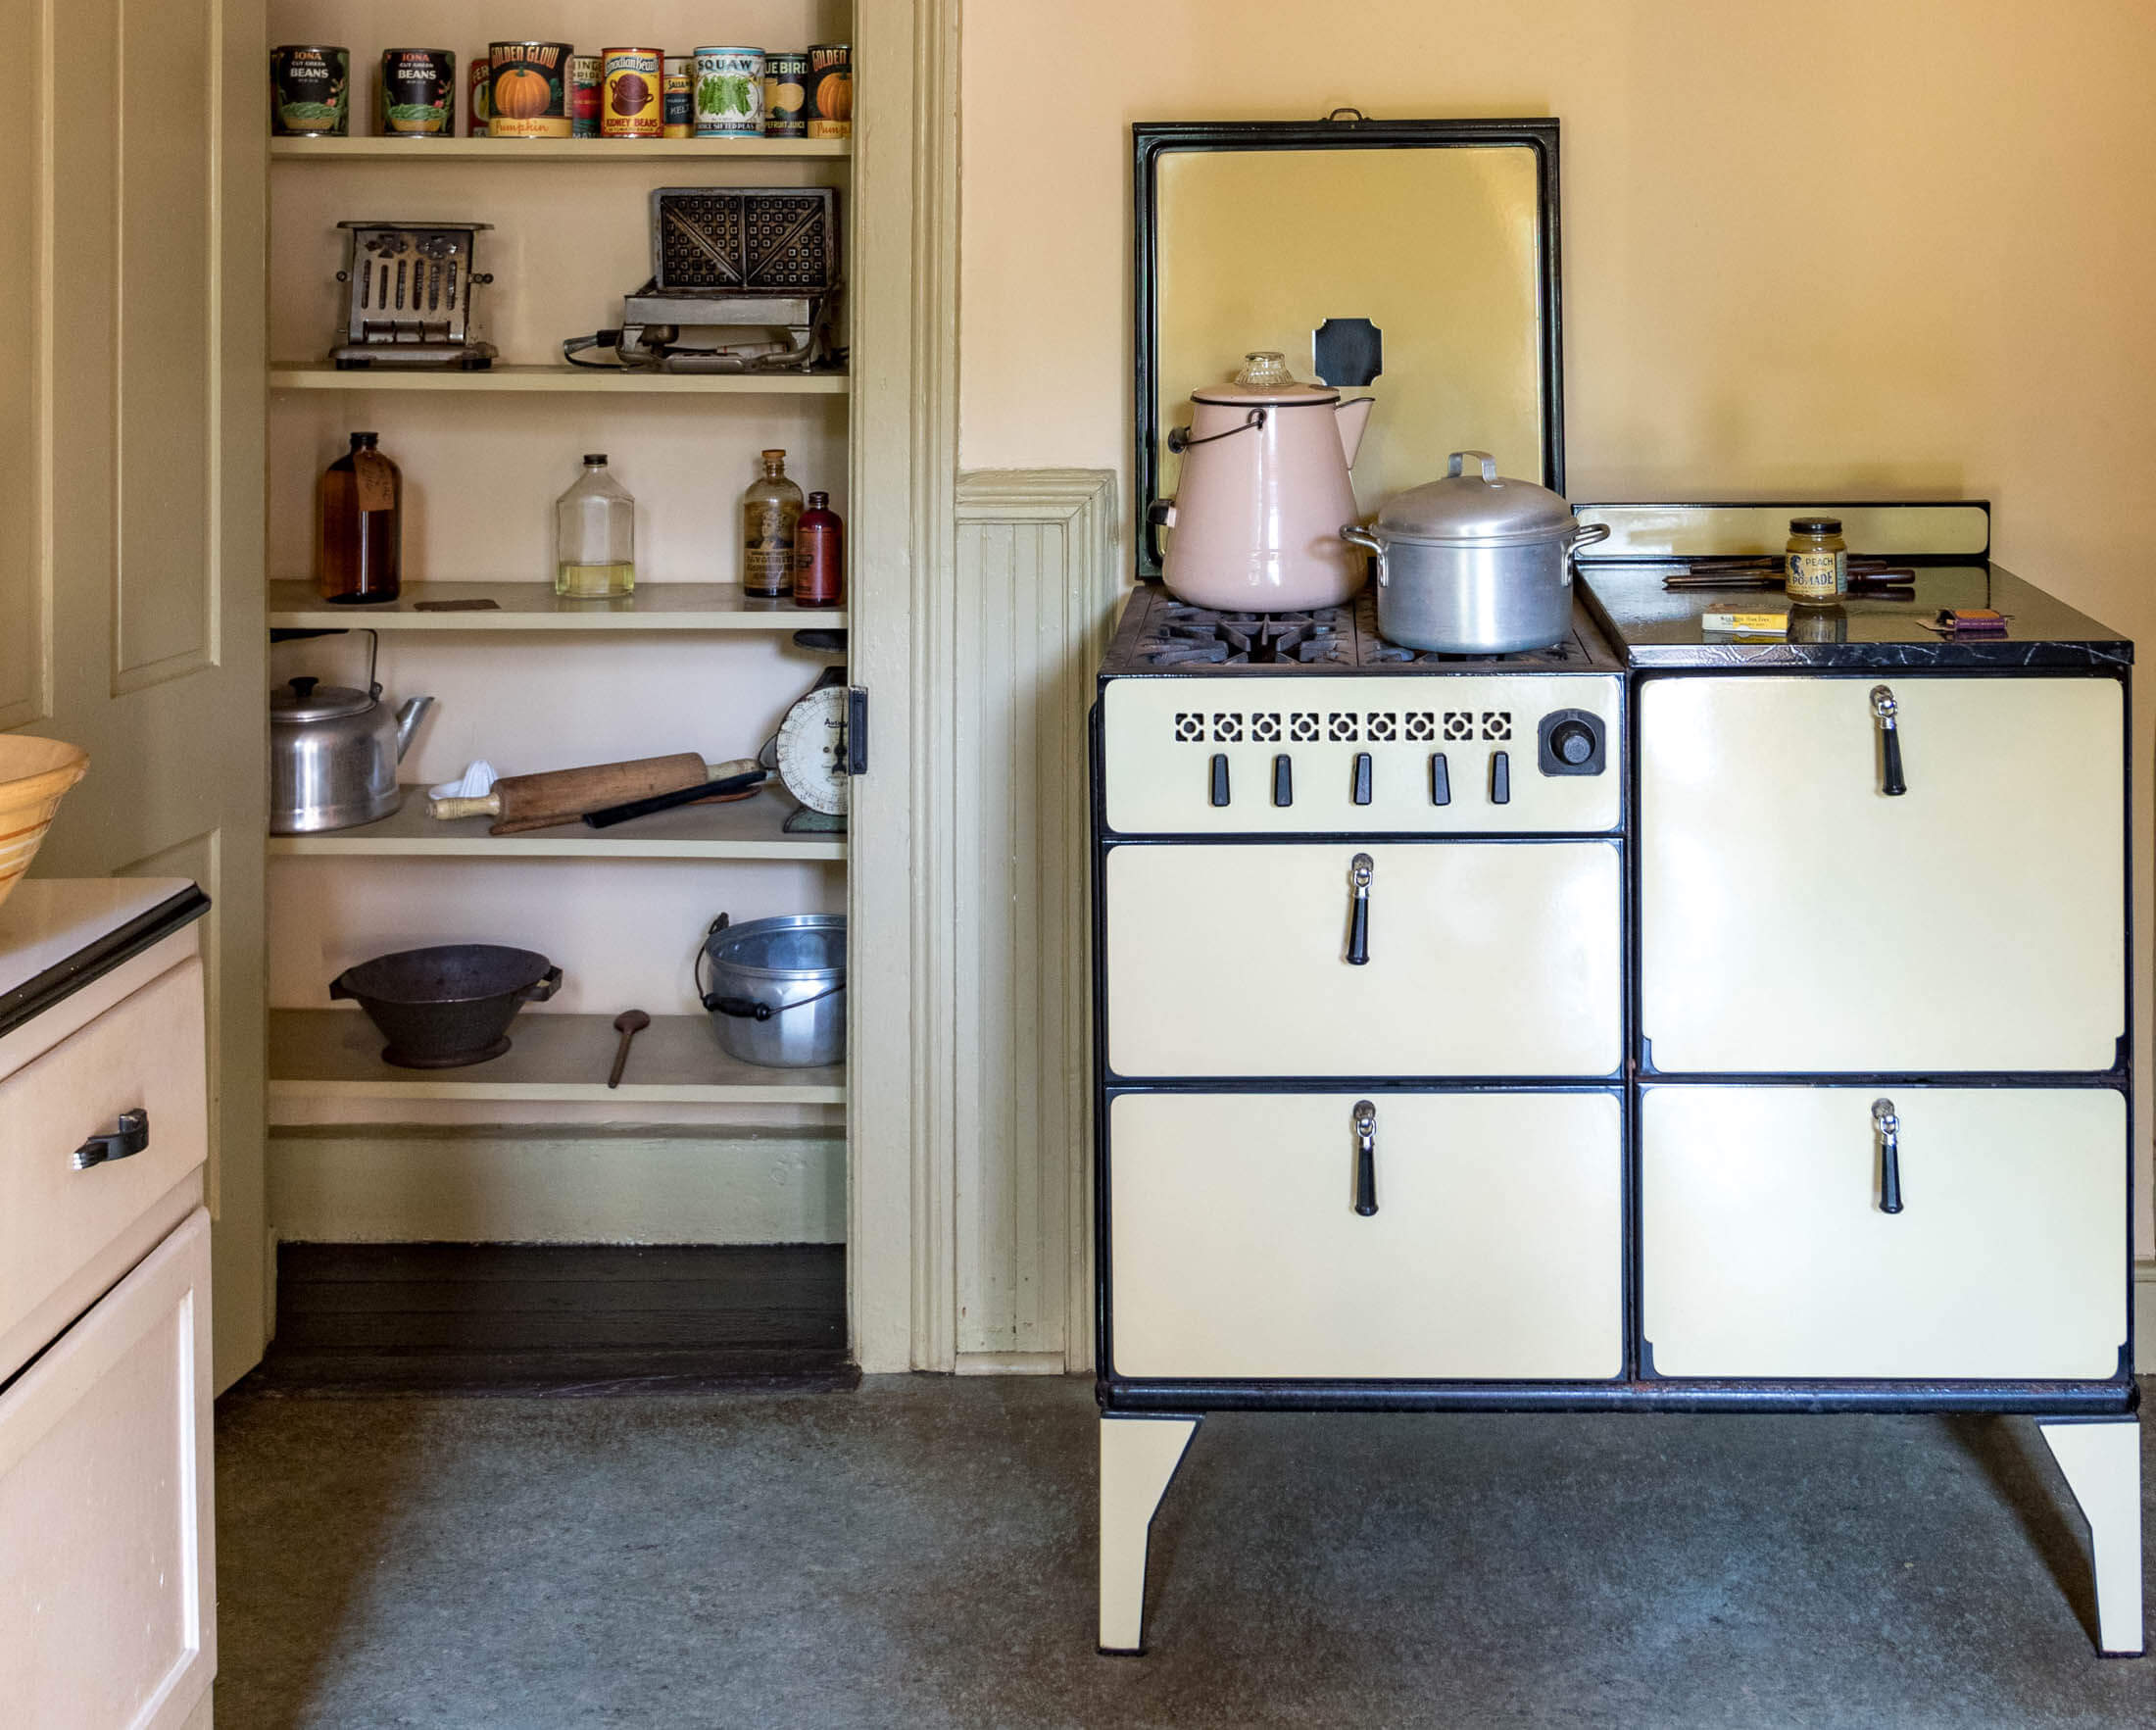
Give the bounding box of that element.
[1132,116,1565,581]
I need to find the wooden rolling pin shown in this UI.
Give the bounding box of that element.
[429,755,761,835]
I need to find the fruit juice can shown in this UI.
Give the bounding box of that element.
[762,51,808,138]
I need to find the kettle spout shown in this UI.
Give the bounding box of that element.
[393,696,434,762]
[1334,396,1375,468]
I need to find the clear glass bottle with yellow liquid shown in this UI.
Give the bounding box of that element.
[555,454,636,598]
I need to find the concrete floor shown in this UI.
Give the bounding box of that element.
[214,1377,2153,1729]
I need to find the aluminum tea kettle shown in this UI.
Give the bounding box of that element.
[1148,351,1375,613]
[270,632,433,834]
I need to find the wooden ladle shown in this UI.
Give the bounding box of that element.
[608,1010,651,1089]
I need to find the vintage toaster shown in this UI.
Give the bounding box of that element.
[329,221,498,370]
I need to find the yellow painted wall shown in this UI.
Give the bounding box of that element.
[959,0,2156,1256]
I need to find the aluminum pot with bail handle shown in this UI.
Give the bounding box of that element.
[1340,450,1610,654]
[696,913,847,1068]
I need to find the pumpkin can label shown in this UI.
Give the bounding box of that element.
[601,50,662,138]
[762,52,808,138]
[807,42,851,139]
[488,41,571,138]
[270,45,349,136]
[379,49,454,137]
[693,47,764,137]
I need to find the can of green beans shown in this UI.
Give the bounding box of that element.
[270,45,350,136]
[379,49,455,137]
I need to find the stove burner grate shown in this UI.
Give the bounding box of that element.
[1142,604,1353,667]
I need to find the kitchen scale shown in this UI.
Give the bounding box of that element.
[761,667,864,833]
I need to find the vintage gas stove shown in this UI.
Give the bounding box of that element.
[1098,112,2141,1662]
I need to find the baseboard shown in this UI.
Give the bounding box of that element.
[955,1351,1069,1376]
[2137,1260,2155,1374]
[269,1125,844,1244]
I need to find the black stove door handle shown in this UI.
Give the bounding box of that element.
[1873,1099,1904,1214]
[1346,853,1374,965]
[1870,685,1906,796]
[1351,1100,1378,1216]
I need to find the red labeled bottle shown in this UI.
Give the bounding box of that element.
[317,430,402,604]
[794,490,843,608]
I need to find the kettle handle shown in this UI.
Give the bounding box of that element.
[1447,450,1499,484]
[1340,524,1388,586]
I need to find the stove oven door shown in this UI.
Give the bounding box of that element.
[1639,673,2124,1074]
[1105,840,1621,1078]
[1106,1089,1622,1382]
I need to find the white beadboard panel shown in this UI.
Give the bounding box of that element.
[269,1126,845,1244]
[951,470,1118,1368]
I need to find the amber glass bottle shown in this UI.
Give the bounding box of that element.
[741,448,803,600]
[317,431,403,604]
[794,491,843,607]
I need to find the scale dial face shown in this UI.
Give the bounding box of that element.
[775,685,851,815]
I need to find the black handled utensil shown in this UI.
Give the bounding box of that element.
[608,1010,650,1088]
[584,766,767,829]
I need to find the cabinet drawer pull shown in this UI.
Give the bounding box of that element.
[72,1108,149,1171]
[1870,685,1907,797]
[1351,1099,1378,1216]
[1872,1098,1903,1214]
[1346,853,1374,965]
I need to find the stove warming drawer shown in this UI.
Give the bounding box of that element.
[1107,1091,1623,1382]
[1105,841,1621,1078]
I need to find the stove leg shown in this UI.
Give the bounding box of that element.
[2037,1416,2145,1656]
[1099,1413,1200,1656]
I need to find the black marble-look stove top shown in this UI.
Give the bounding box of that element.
[1578,563,2132,670]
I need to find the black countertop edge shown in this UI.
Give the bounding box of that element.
[1098,1379,2138,1415]
[1620,640,2133,671]
[0,884,212,1042]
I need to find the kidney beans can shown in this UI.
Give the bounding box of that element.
[693,47,764,137]
[761,51,809,138]
[601,49,662,139]
[569,55,602,137]
[807,43,851,139]
[270,45,349,136]
[662,55,694,137]
[466,54,491,134]
[379,49,454,137]
[488,41,572,139]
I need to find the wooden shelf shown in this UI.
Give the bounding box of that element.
[270,364,847,395]
[271,136,849,162]
[268,787,846,862]
[269,1009,845,1106]
[268,580,846,633]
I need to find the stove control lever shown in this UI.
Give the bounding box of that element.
[1872,1098,1904,1214]
[1351,1100,1379,1217]
[1351,752,1373,806]
[1489,750,1511,805]
[1870,686,1906,797]
[1346,853,1374,965]
[1209,753,1230,807]
[1273,754,1293,807]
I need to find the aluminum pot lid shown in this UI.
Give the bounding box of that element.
[271,675,373,723]
[1189,350,1340,408]
[1374,449,1575,542]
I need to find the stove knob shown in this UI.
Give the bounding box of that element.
[1550,718,1596,766]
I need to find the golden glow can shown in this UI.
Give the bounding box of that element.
[807,42,851,138]
[569,55,602,137]
[663,55,694,137]
[601,49,662,139]
[488,41,571,139]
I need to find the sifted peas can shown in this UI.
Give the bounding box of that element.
[693,47,764,137]
[488,41,572,139]
[602,49,662,139]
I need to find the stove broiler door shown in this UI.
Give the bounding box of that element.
[1107,1090,1622,1381]
[1106,840,1620,1078]
[1640,674,2124,1074]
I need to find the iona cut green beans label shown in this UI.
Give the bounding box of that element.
[379,49,454,137]
[270,45,349,137]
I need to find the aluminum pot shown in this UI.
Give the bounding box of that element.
[697,914,846,1069]
[1340,450,1610,654]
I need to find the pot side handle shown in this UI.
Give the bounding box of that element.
[519,965,564,1004]
[1340,523,1387,585]
[1565,520,1613,559]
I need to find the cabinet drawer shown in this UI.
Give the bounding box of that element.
[1108,1091,1622,1380]
[0,960,208,1365]
[1640,675,2124,1072]
[1105,842,1621,1077]
[1642,1086,2125,1380]
[0,1209,215,1730]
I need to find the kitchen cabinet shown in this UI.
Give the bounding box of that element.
[1108,1090,1621,1381]
[1642,1084,2125,1379]
[1639,673,2124,1074]
[0,880,216,1728]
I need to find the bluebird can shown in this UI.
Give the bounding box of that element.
[762,51,808,138]
[693,47,764,137]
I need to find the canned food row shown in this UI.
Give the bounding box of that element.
[270,43,851,142]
